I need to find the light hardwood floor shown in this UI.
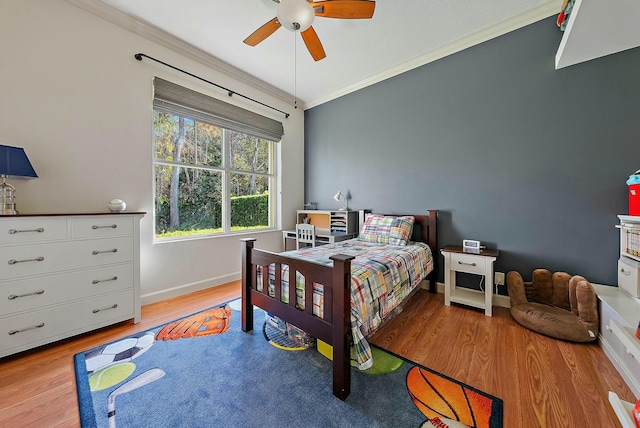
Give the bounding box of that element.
[370,289,636,428]
[0,282,635,427]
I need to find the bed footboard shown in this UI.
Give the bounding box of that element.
[240,238,355,400]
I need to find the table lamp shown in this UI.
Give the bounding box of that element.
[333,190,348,211]
[1,145,38,215]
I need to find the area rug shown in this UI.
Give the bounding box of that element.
[74,300,503,428]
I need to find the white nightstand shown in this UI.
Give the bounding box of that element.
[441,245,498,316]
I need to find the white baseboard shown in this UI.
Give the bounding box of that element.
[435,282,511,309]
[141,272,241,305]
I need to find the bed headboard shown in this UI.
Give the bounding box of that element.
[357,210,437,246]
[357,209,438,291]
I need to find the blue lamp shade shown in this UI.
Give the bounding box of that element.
[0,145,38,178]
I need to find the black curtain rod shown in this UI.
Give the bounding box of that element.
[134,53,290,118]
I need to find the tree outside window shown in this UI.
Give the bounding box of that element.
[153,110,275,239]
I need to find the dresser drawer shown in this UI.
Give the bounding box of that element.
[0,290,134,356]
[621,343,640,389]
[0,218,67,244]
[618,257,640,298]
[1,264,134,315]
[71,216,134,239]
[600,301,625,357]
[449,252,486,275]
[0,237,133,279]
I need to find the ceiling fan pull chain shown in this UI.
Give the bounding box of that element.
[294,34,298,110]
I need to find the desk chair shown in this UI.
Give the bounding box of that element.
[296,223,316,249]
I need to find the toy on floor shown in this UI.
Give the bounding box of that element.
[506,269,598,342]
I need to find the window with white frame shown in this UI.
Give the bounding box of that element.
[152,78,282,240]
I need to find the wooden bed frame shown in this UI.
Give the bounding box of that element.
[241,210,438,400]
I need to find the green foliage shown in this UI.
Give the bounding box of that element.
[231,193,269,227]
[155,193,269,238]
[157,224,267,239]
[154,166,222,235]
[153,109,273,239]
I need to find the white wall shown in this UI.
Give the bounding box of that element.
[0,0,305,303]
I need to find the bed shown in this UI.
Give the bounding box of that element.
[240,210,438,400]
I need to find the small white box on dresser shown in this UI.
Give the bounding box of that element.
[619,256,640,298]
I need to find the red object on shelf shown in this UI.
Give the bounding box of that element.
[630,184,640,216]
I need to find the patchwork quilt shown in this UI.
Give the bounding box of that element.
[257,239,433,370]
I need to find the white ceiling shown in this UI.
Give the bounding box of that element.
[68,0,565,109]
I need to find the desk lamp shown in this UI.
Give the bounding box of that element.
[0,145,38,215]
[333,191,348,211]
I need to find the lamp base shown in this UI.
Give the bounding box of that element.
[1,207,18,215]
[1,181,18,215]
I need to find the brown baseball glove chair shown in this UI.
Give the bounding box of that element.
[506,269,598,342]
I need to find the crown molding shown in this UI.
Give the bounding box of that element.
[304,1,561,109]
[64,0,294,109]
[65,0,561,112]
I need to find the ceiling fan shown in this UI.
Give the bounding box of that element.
[243,0,376,62]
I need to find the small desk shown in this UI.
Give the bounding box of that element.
[282,230,356,251]
[441,245,499,316]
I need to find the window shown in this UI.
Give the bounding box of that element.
[152,78,283,240]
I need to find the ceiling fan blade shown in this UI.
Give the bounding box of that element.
[243,17,281,46]
[311,1,375,19]
[301,26,326,61]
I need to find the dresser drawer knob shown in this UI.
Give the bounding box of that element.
[93,304,118,313]
[457,261,477,267]
[8,289,45,300]
[8,322,45,335]
[92,249,118,255]
[8,256,45,265]
[92,276,118,284]
[8,228,44,234]
[92,224,117,229]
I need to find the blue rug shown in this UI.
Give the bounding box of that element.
[74,300,503,428]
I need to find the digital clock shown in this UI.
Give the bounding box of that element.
[463,239,481,254]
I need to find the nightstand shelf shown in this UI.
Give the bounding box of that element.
[447,287,487,309]
[441,245,498,317]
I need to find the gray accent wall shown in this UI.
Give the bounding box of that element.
[304,17,640,289]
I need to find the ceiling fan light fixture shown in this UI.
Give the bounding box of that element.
[277,0,315,32]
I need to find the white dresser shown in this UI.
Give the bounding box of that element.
[0,213,144,358]
[594,284,640,397]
